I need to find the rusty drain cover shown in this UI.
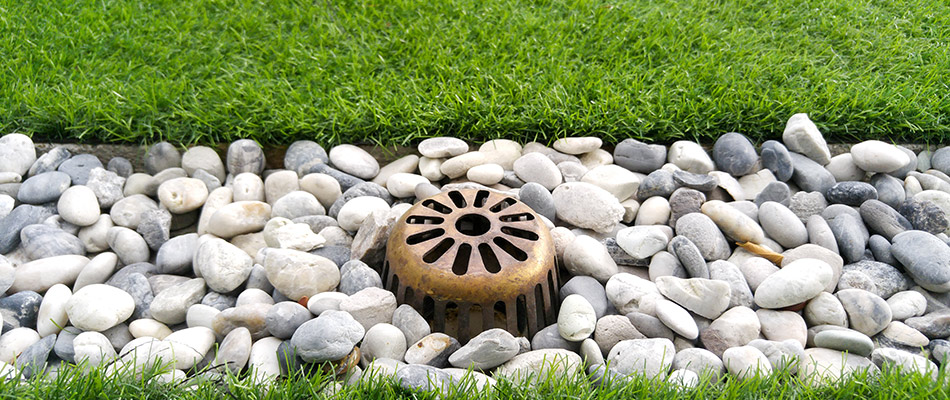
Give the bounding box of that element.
[384,189,558,343]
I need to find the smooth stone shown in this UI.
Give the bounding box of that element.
[300,173,343,210]
[722,346,772,379]
[782,113,831,165]
[748,338,805,374]
[605,273,661,315]
[754,181,791,207]
[157,177,209,214]
[162,327,216,370]
[30,146,70,176]
[582,164,641,201]
[799,348,878,385]
[18,172,71,204]
[419,137,468,158]
[211,304,271,340]
[336,196,390,232]
[654,299,698,340]
[106,227,149,265]
[635,196,671,225]
[65,284,134,332]
[826,182,878,206]
[891,230,950,292]
[0,291,42,331]
[553,137,602,155]
[708,260,754,308]
[10,254,88,294]
[465,163,504,186]
[72,331,116,367]
[128,318,173,340]
[20,224,85,261]
[338,261,383,296]
[758,201,807,248]
[898,199,948,235]
[592,315,644,355]
[672,347,723,380]
[226,139,265,175]
[361,323,408,365]
[606,338,675,378]
[701,200,765,244]
[512,153,561,191]
[871,174,906,209]
[391,305,430,348]
[271,190,325,220]
[155,233,197,275]
[206,201,271,238]
[616,225,671,260]
[264,301,312,340]
[149,278,206,325]
[674,213,730,261]
[262,248,340,301]
[339,287,397,331]
[860,200,912,241]
[329,144,379,180]
[700,306,761,357]
[404,333,459,367]
[563,235,620,283]
[231,172,265,202]
[760,140,794,181]
[144,142,180,175]
[557,295,597,342]
[448,328,520,370]
[806,214,839,253]
[372,154,421,188]
[789,152,835,194]
[36,284,71,337]
[649,253,684,283]
[180,146,226,182]
[906,310,950,339]
[877,321,930,349]
[827,213,867,264]
[518,182,556,221]
[754,258,832,308]
[713,132,758,176]
[668,141,714,174]
[0,258,13,296]
[840,260,912,299]
[0,204,60,253]
[738,169,777,200]
[756,309,807,346]
[656,276,730,319]
[109,194,159,230]
[56,185,100,227]
[888,291,927,321]
[613,139,666,174]
[235,288,274,307]
[636,170,676,200]
[851,140,910,173]
[667,236,708,279]
[870,348,937,378]
[804,292,848,327]
[494,349,583,383]
[57,154,103,185]
[837,289,892,337]
[826,153,865,182]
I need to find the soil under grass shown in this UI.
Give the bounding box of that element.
[3,0,949,146]
[0,362,946,400]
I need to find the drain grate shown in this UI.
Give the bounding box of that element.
[384,189,558,343]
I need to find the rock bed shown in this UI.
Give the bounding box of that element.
[0,112,948,391]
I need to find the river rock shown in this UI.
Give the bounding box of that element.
[891,230,950,292]
[65,284,134,332]
[851,140,910,173]
[782,113,831,165]
[449,328,520,370]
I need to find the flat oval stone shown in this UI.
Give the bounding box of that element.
[825,182,878,206]
[837,288,892,337]
[20,224,85,261]
[271,190,325,220]
[789,152,835,194]
[110,194,159,230]
[613,139,666,174]
[18,172,72,204]
[65,284,135,332]
[891,230,950,292]
[513,152,562,191]
[211,303,271,340]
[11,254,88,294]
[329,144,379,180]
[181,146,226,182]
[754,258,833,309]
[606,338,675,378]
[207,201,272,238]
[448,328,520,370]
[668,141,714,174]
[758,201,808,248]
[262,248,340,301]
[701,200,765,244]
[419,137,468,158]
[851,140,909,173]
[654,299,698,340]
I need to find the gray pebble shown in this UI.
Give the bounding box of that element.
[16,334,56,379]
[713,132,758,176]
[58,154,103,185]
[868,235,897,265]
[328,182,393,218]
[668,188,705,226]
[20,224,85,260]
[107,157,134,178]
[828,213,868,264]
[789,152,835,194]
[671,170,717,192]
[339,260,383,295]
[0,291,42,331]
[825,182,878,206]
[754,181,791,207]
[898,199,948,235]
[54,327,81,363]
[531,324,581,352]
[137,208,172,251]
[760,140,793,182]
[145,142,181,175]
[308,246,351,267]
[0,204,56,253]
[284,141,329,175]
[518,183,556,221]
[637,170,677,201]
[266,301,313,340]
[613,139,667,174]
[306,163,364,193]
[203,292,237,311]
[905,310,950,339]
[29,147,71,177]
[859,200,912,241]
[226,139,265,175]
[560,276,609,319]
[155,233,198,274]
[668,235,709,279]
[18,171,72,204]
[871,173,905,209]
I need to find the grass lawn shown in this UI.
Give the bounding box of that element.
[2,0,949,146]
[1,362,947,400]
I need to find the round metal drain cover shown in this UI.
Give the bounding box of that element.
[384,189,558,343]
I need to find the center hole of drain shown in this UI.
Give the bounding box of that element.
[455,213,491,236]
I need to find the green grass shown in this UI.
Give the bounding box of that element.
[1,0,949,146]
[0,362,947,400]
